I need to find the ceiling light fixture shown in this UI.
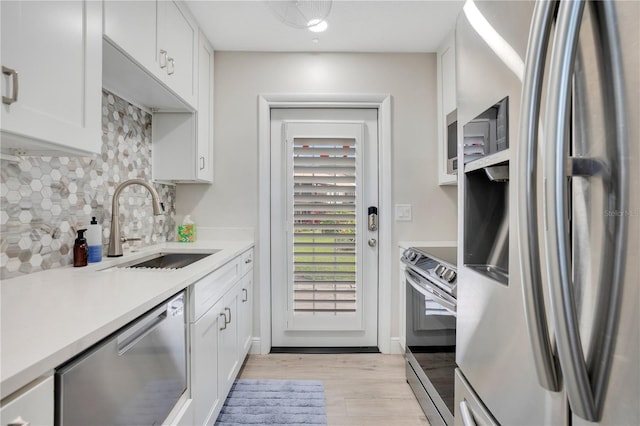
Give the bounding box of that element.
[307,19,328,32]
[266,0,332,30]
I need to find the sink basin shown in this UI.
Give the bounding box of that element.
[111,250,220,270]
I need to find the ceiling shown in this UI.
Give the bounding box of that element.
[184,0,465,53]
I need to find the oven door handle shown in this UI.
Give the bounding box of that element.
[406,272,456,313]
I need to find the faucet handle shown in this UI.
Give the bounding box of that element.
[121,237,142,243]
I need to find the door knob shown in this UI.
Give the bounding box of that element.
[368,238,377,247]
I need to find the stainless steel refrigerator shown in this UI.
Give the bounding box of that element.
[455,0,639,425]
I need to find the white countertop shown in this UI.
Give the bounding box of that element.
[0,239,254,399]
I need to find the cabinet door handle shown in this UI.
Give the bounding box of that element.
[167,58,175,75]
[2,66,19,105]
[225,307,231,324]
[200,156,205,170]
[242,288,248,302]
[219,313,227,330]
[245,258,252,264]
[159,50,168,69]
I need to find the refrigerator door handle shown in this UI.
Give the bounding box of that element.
[543,0,628,421]
[581,0,629,419]
[517,0,560,393]
[543,0,595,420]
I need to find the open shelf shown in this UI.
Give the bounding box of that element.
[464,148,511,174]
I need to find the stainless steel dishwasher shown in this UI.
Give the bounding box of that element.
[55,291,187,426]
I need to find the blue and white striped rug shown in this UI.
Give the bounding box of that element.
[215,379,327,425]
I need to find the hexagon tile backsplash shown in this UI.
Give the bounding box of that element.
[0,90,177,279]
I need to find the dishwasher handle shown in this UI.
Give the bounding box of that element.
[116,298,176,355]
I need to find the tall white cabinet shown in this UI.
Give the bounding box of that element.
[0,0,102,155]
[437,30,458,186]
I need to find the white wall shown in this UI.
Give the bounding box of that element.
[176,52,457,346]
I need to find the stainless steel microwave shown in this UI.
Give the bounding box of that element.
[446,109,458,175]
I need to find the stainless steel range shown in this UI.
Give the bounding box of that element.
[402,246,457,426]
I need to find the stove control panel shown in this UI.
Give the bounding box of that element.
[401,247,458,292]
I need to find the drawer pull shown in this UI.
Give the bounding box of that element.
[2,66,19,105]
[242,288,248,302]
[159,50,168,68]
[219,313,227,330]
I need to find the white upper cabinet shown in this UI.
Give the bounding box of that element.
[153,30,214,183]
[103,1,158,74]
[0,0,102,155]
[103,0,197,110]
[441,42,456,117]
[196,32,214,183]
[437,30,458,186]
[158,1,198,107]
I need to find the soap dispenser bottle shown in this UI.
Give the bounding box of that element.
[87,217,102,263]
[74,229,88,267]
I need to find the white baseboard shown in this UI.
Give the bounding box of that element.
[389,337,404,354]
[248,336,403,355]
[249,337,263,355]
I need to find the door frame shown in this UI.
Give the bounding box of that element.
[257,93,392,354]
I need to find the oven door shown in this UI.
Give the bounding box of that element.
[406,269,456,313]
[405,270,456,426]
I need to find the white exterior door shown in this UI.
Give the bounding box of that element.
[271,108,379,347]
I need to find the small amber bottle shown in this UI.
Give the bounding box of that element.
[74,229,88,267]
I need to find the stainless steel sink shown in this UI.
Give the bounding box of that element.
[110,250,220,270]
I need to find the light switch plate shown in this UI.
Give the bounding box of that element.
[395,204,412,221]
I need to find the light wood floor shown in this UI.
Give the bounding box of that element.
[238,353,430,426]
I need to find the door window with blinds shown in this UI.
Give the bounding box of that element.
[285,122,366,331]
[292,136,357,313]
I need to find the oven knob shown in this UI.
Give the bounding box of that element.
[409,251,418,261]
[443,269,457,282]
[435,265,446,277]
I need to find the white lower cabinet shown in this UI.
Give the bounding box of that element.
[218,285,240,399]
[238,273,254,358]
[189,248,254,426]
[165,397,194,426]
[191,298,223,426]
[0,376,53,426]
